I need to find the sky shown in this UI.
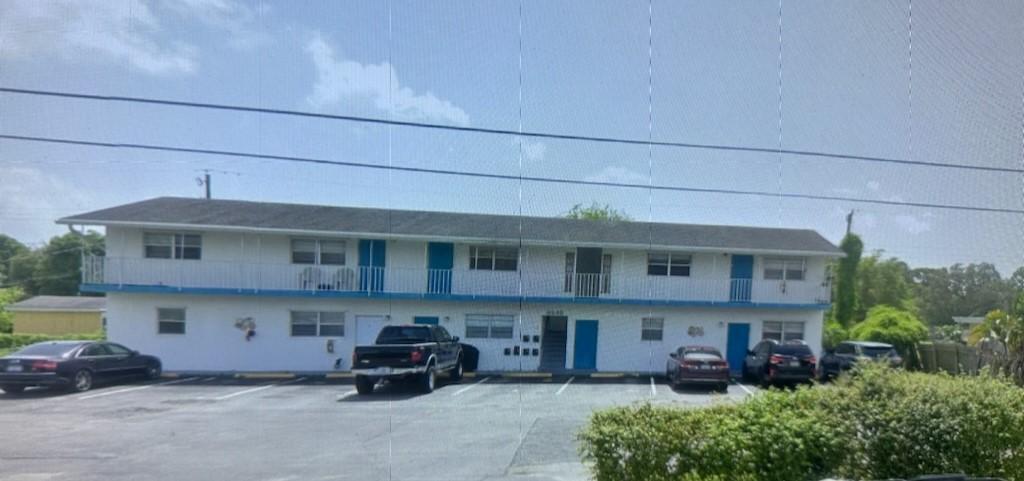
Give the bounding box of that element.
[0,0,1022,274]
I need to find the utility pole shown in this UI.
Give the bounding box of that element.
[204,171,211,199]
[845,209,854,235]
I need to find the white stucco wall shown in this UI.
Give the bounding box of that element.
[106,292,825,373]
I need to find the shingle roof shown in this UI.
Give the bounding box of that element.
[7,296,106,312]
[58,197,842,255]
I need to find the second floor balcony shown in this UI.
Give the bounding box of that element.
[82,256,831,307]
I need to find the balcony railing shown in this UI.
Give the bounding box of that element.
[83,256,830,305]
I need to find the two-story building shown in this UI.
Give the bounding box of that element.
[59,197,840,374]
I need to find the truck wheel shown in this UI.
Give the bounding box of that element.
[418,365,436,393]
[450,356,464,382]
[355,375,375,395]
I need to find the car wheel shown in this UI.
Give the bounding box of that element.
[758,370,770,388]
[71,369,94,393]
[717,383,729,393]
[0,384,26,394]
[418,364,436,393]
[354,375,375,395]
[450,357,464,382]
[145,363,162,380]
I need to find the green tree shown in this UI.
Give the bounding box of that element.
[913,263,1012,327]
[31,231,105,296]
[1009,266,1024,292]
[0,234,29,285]
[851,305,928,361]
[832,233,863,328]
[565,203,632,221]
[855,253,915,320]
[0,287,24,333]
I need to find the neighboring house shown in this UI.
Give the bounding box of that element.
[8,296,106,335]
[58,197,841,374]
[953,316,985,342]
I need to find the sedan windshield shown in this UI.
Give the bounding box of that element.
[13,343,80,357]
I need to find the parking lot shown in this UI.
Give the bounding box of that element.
[0,374,758,481]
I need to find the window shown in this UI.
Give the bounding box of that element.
[291,239,346,265]
[157,308,186,334]
[144,233,201,260]
[290,311,345,337]
[105,343,132,355]
[837,343,856,355]
[647,253,691,277]
[79,344,110,357]
[764,257,805,281]
[641,317,664,341]
[762,321,804,342]
[464,314,514,339]
[469,246,518,271]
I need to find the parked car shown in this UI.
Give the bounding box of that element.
[666,345,729,392]
[817,340,902,381]
[0,341,162,394]
[351,324,463,395]
[742,339,816,386]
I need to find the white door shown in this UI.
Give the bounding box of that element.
[356,315,386,346]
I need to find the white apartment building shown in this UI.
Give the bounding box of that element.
[60,197,840,374]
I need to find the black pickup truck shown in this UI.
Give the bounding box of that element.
[351,324,464,394]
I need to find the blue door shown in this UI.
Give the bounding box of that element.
[730,255,753,302]
[726,323,750,376]
[572,320,599,370]
[426,242,454,294]
[413,316,439,325]
[359,240,386,292]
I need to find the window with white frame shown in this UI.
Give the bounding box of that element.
[762,321,804,342]
[464,314,514,339]
[763,257,805,281]
[290,311,345,337]
[144,233,202,260]
[469,246,518,271]
[291,239,346,265]
[647,253,692,277]
[641,317,664,341]
[157,308,186,334]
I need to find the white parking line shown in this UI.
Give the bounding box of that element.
[77,377,198,400]
[199,376,217,382]
[336,390,357,401]
[649,376,657,397]
[735,382,755,395]
[211,377,306,401]
[451,376,490,396]
[555,376,575,396]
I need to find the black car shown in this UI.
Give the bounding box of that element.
[352,325,463,394]
[742,339,817,386]
[666,346,730,392]
[0,341,162,394]
[818,341,902,381]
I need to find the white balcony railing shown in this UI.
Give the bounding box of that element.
[83,256,830,305]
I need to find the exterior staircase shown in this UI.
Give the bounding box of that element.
[539,329,568,371]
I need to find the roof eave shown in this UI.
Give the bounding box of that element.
[58,218,843,258]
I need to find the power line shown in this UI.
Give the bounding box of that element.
[1,133,1021,215]
[0,86,1019,174]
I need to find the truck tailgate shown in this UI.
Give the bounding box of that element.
[354,345,419,368]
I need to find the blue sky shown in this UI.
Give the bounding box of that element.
[1,0,1022,273]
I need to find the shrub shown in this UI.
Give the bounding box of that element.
[0,332,105,350]
[579,364,1024,481]
[851,305,928,365]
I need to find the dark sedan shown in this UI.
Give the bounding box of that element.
[818,341,902,381]
[742,339,817,386]
[0,341,162,394]
[666,346,730,392]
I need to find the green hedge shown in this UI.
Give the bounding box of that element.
[0,332,105,349]
[579,364,1024,481]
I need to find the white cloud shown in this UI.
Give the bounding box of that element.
[866,180,881,191]
[0,167,93,243]
[522,140,546,161]
[584,166,649,185]
[0,0,196,75]
[891,213,932,234]
[305,33,470,126]
[159,0,265,50]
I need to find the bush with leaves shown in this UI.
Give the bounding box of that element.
[851,305,928,363]
[0,332,105,350]
[579,364,1024,481]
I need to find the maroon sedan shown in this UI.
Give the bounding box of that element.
[666,346,730,392]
